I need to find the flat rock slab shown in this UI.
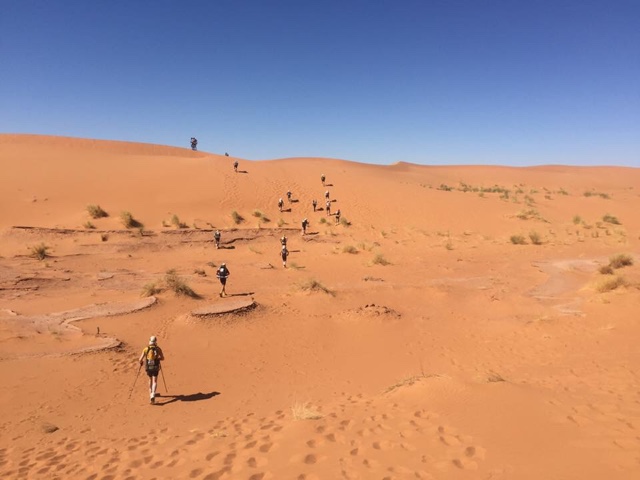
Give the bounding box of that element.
[191,297,256,317]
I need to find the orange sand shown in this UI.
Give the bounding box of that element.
[1,134,639,479]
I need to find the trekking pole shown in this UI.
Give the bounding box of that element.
[128,364,142,399]
[160,365,168,393]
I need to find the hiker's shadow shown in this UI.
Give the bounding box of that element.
[325,183,334,187]
[238,170,249,174]
[305,232,320,236]
[282,208,292,213]
[218,245,236,250]
[226,291,255,297]
[291,199,299,203]
[155,391,220,406]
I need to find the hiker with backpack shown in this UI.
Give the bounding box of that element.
[233,160,238,173]
[335,209,341,224]
[301,218,309,235]
[287,190,292,203]
[325,200,331,216]
[312,199,317,212]
[214,230,221,249]
[190,137,198,151]
[321,174,325,186]
[138,336,165,404]
[278,198,284,212]
[281,244,289,267]
[217,263,230,297]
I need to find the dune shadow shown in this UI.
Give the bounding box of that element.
[155,391,220,406]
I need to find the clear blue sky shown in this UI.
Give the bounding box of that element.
[1,1,638,166]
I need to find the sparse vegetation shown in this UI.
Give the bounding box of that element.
[319,217,327,224]
[595,275,626,293]
[231,211,244,225]
[602,214,620,225]
[30,243,50,260]
[277,218,287,227]
[84,221,96,229]
[121,211,143,229]
[298,278,334,295]
[438,184,453,191]
[252,210,270,223]
[510,235,526,245]
[516,209,543,221]
[609,253,633,269]
[528,231,542,245]
[288,262,303,270]
[573,215,583,225]
[584,191,610,199]
[291,402,323,420]
[171,214,188,229]
[164,269,199,298]
[556,188,569,195]
[599,265,614,275]
[87,204,108,219]
[141,282,162,297]
[339,217,351,227]
[371,253,391,266]
[194,269,206,276]
[100,233,109,242]
[343,245,358,254]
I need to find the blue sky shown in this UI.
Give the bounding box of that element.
[1,1,638,166]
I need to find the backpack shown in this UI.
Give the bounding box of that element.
[145,345,160,370]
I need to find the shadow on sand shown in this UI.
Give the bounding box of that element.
[226,291,255,297]
[155,391,220,406]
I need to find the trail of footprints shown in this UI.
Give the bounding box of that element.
[2,396,485,479]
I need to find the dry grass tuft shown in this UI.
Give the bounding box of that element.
[609,253,633,269]
[231,211,244,225]
[291,402,323,420]
[602,214,621,225]
[141,282,162,297]
[599,265,614,275]
[164,269,200,298]
[371,253,391,266]
[298,279,334,295]
[84,221,96,229]
[30,243,50,260]
[87,204,108,219]
[343,245,358,254]
[595,275,626,293]
[510,235,526,245]
[121,211,143,229]
[171,214,188,229]
[528,231,542,245]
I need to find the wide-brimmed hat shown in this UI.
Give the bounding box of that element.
[149,336,157,345]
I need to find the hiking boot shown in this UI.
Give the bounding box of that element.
[150,397,155,404]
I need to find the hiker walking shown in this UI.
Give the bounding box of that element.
[287,190,292,203]
[190,137,198,151]
[321,174,325,186]
[312,199,317,212]
[280,235,287,247]
[335,209,341,224]
[281,245,289,267]
[324,190,330,201]
[301,218,309,235]
[214,229,221,249]
[138,336,165,404]
[325,200,331,216]
[233,160,238,173]
[278,198,284,212]
[216,263,230,297]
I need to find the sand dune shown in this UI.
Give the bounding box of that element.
[1,134,639,479]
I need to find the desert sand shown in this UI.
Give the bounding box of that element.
[1,134,639,479]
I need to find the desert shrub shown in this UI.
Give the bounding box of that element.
[291,402,323,420]
[100,233,109,242]
[557,188,569,195]
[288,262,303,270]
[193,268,206,276]
[584,191,610,199]
[171,214,188,229]
[602,214,620,225]
[141,282,162,297]
[516,209,540,220]
[609,253,633,269]
[573,215,583,225]
[524,195,535,205]
[343,245,358,254]
[87,204,108,219]
[599,265,614,275]
[84,221,96,229]
[121,211,143,229]
[164,269,199,298]
[529,231,542,245]
[30,243,50,260]
[231,211,244,225]
[319,217,327,224]
[339,217,351,227]
[298,279,334,295]
[438,184,453,191]
[510,235,526,245]
[595,276,626,293]
[371,253,391,266]
[277,218,286,227]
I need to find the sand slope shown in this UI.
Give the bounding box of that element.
[1,134,639,479]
